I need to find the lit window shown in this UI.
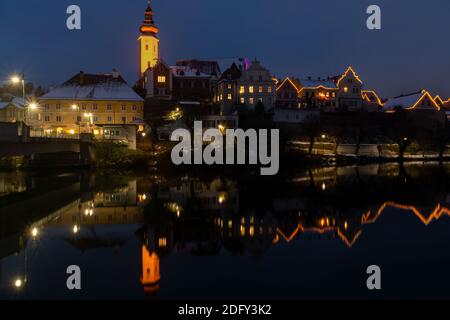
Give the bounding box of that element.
[249,97,254,105]
[227,84,232,90]
[121,105,126,111]
[158,238,167,247]
[157,76,166,83]
[344,87,348,93]
[227,94,232,100]
[240,97,245,104]
[268,86,272,93]
[107,104,112,111]
[239,86,245,94]
[258,86,263,93]
[249,86,254,93]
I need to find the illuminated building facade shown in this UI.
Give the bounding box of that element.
[138,2,159,76]
[276,78,300,109]
[381,89,441,112]
[38,71,145,137]
[297,77,339,110]
[236,59,277,111]
[336,67,364,110]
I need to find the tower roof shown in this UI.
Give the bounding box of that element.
[140,1,159,36]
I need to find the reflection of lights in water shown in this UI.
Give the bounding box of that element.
[84,209,89,216]
[176,209,180,218]
[218,195,225,204]
[31,227,38,238]
[142,194,147,200]
[73,225,80,234]
[89,209,94,216]
[228,220,233,228]
[344,221,348,230]
[14,279,22,288]
[322,183,326,191]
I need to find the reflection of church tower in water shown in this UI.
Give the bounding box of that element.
[138,1,159,76]
[140,244,161,298]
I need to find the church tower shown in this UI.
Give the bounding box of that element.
[138,1,159,76]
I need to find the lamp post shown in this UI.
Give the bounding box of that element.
[10,74,27,123]
[72,104,81,134]
[84,113,93,133]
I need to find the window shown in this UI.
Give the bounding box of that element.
[45,116,50,122]
[122,117,126,123]
[132,105,137,111]
[268,86,272,93]
[107,116,112,122]
[258,76,263,81]
[56,116,62,122]
[249,86,254,93]
[77,116,81,122]
[56,104,61,110]
[107,104,112,111]
[249,97,254,105]
[227,94,232,100]
[157,75,166,83]
[45,104,49,110]
[258,86,263,93]
[93,104,98,110]
[145,45,149,51]
[227,84,232,90]
[93,116,98,122]
[240,97,245,104]
[81,104,87,110]
[121,105,126,111]
[239,86,245,94]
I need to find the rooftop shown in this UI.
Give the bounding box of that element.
[40,71,144,102]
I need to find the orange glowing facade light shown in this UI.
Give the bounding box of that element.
[336,66,363,86]
[362,90,384,106]
[276,77,300,92]
[406,90,441,111]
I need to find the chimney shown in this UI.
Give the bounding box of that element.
[112,68,120,79]
[79,71,85,85]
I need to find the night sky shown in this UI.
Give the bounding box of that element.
[1,0,449,99]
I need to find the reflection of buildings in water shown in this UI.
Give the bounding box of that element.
[0,173,29,196]
[141,244,160,298]
[272,201,450,248]
[159,178,239,214]
[44,180,145,227]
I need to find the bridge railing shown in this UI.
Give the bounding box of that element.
[30,131,80,140]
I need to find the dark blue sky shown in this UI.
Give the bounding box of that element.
[1,0,450,99]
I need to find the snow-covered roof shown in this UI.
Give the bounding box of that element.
[0,99,24,110]
[40,72,144,102]
[382,90,439,112]
[171,66,211,78]
[298,78,338,89]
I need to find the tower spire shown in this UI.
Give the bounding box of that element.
[138,0,160,75]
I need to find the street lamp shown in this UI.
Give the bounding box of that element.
[84,113,93,133]
[10,74,26,122]
[72,104,81,133]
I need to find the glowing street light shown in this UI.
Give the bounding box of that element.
[31,227,39,238]
[73,225,80,234]
[29,102,38,110]
[14,278,23,288]
[11,76,21,84]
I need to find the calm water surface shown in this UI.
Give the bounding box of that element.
[1,163,450,299]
